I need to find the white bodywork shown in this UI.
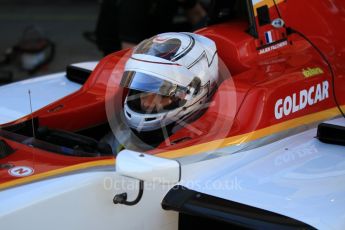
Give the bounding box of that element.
[117,150,180,184]
[179,117,345,229]
[0,62,97,124]
[0,172,177,230]
[0,118,344,229]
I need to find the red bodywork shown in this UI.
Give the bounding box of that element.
[1,0,345,189]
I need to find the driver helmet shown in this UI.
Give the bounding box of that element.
[120,32,219,132]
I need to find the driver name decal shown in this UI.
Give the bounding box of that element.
[275,80,329,119]
[258,40,288,55]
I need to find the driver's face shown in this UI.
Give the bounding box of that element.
[140,93,172,112]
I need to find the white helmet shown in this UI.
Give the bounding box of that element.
[120,32,219,132]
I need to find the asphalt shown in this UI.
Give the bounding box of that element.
[0,1,102,82]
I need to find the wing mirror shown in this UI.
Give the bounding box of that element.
[113,150,180,206]
[116,150,181,184]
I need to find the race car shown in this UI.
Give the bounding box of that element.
[0,0,345,229]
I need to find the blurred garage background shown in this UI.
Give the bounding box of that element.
[0,0,102,82]
[0,0,210,83]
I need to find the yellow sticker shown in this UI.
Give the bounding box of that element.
[302,67,324,78]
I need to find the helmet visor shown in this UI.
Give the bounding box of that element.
[120,71,188,98]
[133,37,181,61]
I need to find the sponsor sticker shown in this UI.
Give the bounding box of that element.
[274,80,329,119]
[8,166,34,177]
[302,67,324,78]
[272,18,285,28]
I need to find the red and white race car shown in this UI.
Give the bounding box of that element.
[0,0,345,229]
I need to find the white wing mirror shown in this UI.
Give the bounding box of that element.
[116,150,180,184]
